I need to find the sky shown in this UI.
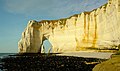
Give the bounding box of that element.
[0,0,107,53]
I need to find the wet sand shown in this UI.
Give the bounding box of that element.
[57,51,114,59]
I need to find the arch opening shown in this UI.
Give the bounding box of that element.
[41,38,52,53]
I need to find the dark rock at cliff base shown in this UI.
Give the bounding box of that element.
[0,53,106,71]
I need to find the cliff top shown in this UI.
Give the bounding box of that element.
[38,1,109,24]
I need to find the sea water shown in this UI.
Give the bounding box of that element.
[0,53,16,58]
[0,53,16,71]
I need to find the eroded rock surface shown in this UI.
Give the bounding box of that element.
[18,0,120,53]
[93,55,120,71]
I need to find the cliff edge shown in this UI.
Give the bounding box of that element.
[18,0,120,53]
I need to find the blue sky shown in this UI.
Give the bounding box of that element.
[0,0,107,53]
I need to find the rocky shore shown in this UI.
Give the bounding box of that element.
[0,53,106,71]
[93,54,120,71]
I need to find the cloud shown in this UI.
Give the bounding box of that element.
[4,0,108,20]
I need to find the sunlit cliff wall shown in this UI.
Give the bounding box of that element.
[18,0,120,53]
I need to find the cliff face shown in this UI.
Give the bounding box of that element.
[18,0,120,53]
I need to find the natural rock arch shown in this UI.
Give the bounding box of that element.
[18,0,120,53]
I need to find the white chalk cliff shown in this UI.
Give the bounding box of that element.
[18,0,120,53]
